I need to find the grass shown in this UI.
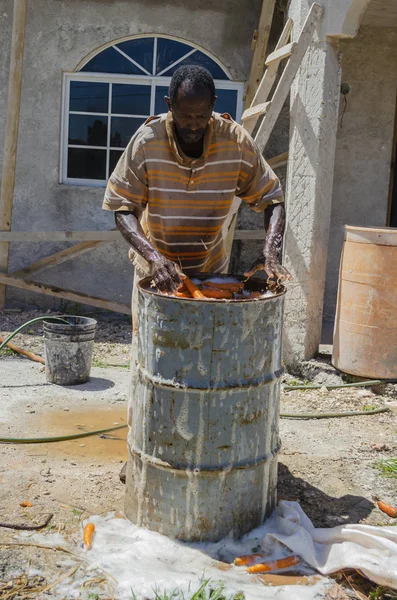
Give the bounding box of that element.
[376,458,397,477]
[364,404,380,411]
[368,586,397,600]
[130,581,245,600]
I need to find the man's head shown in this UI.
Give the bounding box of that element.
[165,65,216,145]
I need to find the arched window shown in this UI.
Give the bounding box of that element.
[60,35,244,186]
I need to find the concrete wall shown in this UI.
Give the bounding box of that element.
[323,26,397,325]
[0,0,275,311]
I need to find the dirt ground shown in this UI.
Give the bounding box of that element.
[1,309,397,599]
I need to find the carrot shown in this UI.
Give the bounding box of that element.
[204,282,244,293]
[181,275,207,299]
[174,291,192,298]
[247,555,300,574]
[378,501,397,518]
[234,553,265,566]
[201,288,233,299]
[83,522,95,550]
[20,501,32,508]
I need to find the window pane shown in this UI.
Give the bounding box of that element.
[215,89,238,119]
[81,46,145,75]
[110,150,124,174]
[111,117,145,147]
[156,38,193,75]
[67,148,106,180]
[112,84,151,115]
[154,86,169,114]
[69,115,107,146]
[116,38,154,74]
[165,50,229,79]
[69,81,109,113]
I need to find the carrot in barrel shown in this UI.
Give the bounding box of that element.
[181,275,207,299]
[247,555,300,574]
[202,288,233,299]
[204,282,244,293]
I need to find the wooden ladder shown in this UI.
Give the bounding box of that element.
[224,2,323,265]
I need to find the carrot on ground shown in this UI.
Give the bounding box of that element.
[181,275,207,299]
[378,501,397,518]
[83,522,95,550]
[201,288,233,299]
[234,553,265,566]
[204,281,244,293]
[247,555,300,574]
[20,501,33,508]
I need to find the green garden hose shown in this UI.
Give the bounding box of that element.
[279,407,389,419]
[0,424,127,444]
[283,379,385,391]
[0,316,69,352]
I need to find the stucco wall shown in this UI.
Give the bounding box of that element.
[0,1,12,172]
[323,26,397,324]
[0,0,278,310]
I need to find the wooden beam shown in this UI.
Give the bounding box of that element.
[234,230,266,240]
[242,101,271,122]
[267,151,289,169]
[0,273,131,315]
[11,238,114,279]
[0,0,27,308]
[265,42,296,66]
[244,0,276,109]
[0,230,121,242]
[254,3,323,153]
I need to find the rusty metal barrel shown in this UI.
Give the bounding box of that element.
[333,225,397,379]
[124,276,285,541]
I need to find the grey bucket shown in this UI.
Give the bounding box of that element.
[43,316,97,386]
[125,275,285,542]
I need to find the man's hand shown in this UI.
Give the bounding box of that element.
[245,252,291,281]
[150,253,182,293]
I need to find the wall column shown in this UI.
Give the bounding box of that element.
[283,0,342,366]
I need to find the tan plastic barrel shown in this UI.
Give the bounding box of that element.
[333,225,397,379]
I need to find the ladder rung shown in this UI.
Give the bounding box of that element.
[265,42,296,66]
[242,101,271,122]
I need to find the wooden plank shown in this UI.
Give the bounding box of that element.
[0,273,131,315]
[234,230,266,240]
[244,0,276,109]
[267,151,289,169]
[250,18,293,108]
[0,0,27,308]
[11,238,114,279]
[255,3,323,153]
[265,41,296,66]
[242,101,270,122]
[0,230,121,242]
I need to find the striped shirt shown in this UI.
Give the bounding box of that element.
[103,111,283,273]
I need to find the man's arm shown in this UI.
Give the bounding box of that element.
[245,203,291,281]
[115,211,182,292]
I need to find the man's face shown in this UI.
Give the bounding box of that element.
[166,83,215,145]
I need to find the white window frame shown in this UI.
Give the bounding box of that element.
[60,72,245,187]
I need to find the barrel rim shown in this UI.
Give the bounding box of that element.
[43,315,97,330]
[137,274,286,302]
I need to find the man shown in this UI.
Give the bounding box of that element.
[103,65,290,296]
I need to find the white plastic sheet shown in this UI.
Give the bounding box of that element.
[266,501,397,588]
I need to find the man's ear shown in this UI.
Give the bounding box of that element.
[165,96,172,111]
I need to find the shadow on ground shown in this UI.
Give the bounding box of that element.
[63,377,115,392]
[278,463,374,527]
